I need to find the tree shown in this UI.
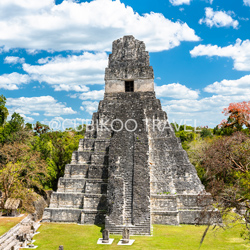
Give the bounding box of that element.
[0,95,9,126]
[200,126,213,138]
[34,121,50,136]
[0,140,47,212]
[0,113,28,144]
[201,132,250,239]
[8,112,24,132]
[220,101,250,131]
[33,130,83,190]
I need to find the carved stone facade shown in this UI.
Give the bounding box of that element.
[43,36,212,235]
[105,36,154,93]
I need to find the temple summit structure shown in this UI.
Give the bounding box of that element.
[43,35,212,235]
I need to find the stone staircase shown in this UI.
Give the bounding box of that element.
[0,215,40,250]
[105,217,151,235]
[124,181,133,225]
[43,126,110,225]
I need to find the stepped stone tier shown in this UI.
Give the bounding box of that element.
[43,36,212,235]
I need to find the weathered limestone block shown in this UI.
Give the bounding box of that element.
[57,178,86,193]
[84,194,107,211]
[82,210,106,224]
[88,165,108,179]
[49,193,84,209]
[151,195,178,212]
[152,211,179,225]
[64,164,88,178]
[81,139,95,150]
[78,151,91,164]
[85,180,107,194]
[91,154,109,165]
[49,209,81,222]
[94,140,110,152]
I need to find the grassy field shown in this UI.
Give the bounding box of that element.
[34,223,250,250]
[0,214,26,236]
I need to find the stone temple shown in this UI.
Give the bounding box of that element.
[43,36,211,235]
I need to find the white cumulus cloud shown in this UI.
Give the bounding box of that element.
[0,72,30,90]
[204,74,250,95]
[190,39,250,71]
[155,83,199,99]
[4,56,25,64]
[0,0,200,53]
[23,52,108,91]
[161,94,250,127]
[169,0,191,6]
[199,7,239,29]
[7,96,76,117]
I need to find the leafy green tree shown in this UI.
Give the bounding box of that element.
[33,130,84,190]
[201,132,250,239]
[171,123,197,150]
[0,95,8,127]
[8,112,24,132]
[0,137,47,212]
[0,113,28,144]
[200,127,213,138]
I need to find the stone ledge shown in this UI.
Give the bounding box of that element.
[151,211,179,215]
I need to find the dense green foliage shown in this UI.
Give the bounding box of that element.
[33,130,83,190]
[172,111,250,240]
[0,96,85,212]
[0,95,9,127]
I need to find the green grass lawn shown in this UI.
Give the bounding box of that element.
[0,214,26,236]
[34,223,250,250]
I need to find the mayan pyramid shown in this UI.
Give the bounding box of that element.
[43,35,211,235]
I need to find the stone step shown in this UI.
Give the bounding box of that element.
[64,164,88,178]
[43,208,106,225]
[57,178,107,194]
[78,151,91,164]
[85,180,107,194]
[57,178,86,193]
[64,164,108,179]
[49,192,107,209]
[91,154,109,165]
[88,165,108,179]
[96,130,112,139]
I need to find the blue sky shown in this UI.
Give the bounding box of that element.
[0,0,250,129]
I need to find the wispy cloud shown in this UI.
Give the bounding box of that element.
[155,83,199,99]
[169,0,191,6]
[190,39,250,71]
